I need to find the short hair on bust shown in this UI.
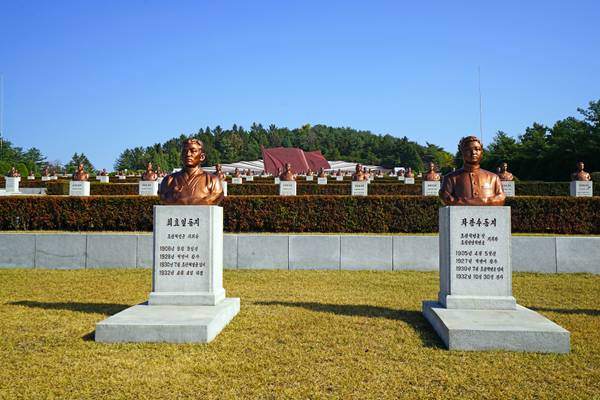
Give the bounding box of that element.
[182,138,204,152]
[458,136,482,152]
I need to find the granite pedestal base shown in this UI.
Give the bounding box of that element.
[422,301,570,353]
[96,298,240,343]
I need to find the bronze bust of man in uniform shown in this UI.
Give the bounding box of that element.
[159,139,224,205]
[352,164,367,181]
[279,163,296,181]
[141,162,158,181]
[497,162,514,181]
[440,136,505,206]
[72,163,89,181]
[215,164,225,181]
[424,162,441,181]
[571,161,591,181]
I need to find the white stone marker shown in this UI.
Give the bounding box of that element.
[274,177,280,185]
[232,177,242,185]
[306,175,313,181]
[50,175,58,180]
[317,177,327,185]
[27,175,35,180]
[98,176,110,183]
[96,205,239,343]
[41,176,51,181]
[5,177,20,193]
[279,181,297,196]
[570,181,593,197]
[69,181,90,196]
[222,181,228,197]
[139,181,159,196]
[118,175,126,180]
[245,175,254,181]
[423,206,570,353]
[501,181,515,197]
[422,181,441,196]
[404,177,415,184]
[397,176,405,182]
[351,181,368,196]
[336,175,343,181]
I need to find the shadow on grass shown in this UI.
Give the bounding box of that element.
[255,300,443,348]
[9,300,130,316]
[530,306,600,316]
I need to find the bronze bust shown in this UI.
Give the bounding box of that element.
[6,167,20,177]
[72,163,89,181]
[352,164,367,181]
[159,139,224,205]
[440,136,505,206]
[215,164,226,181]
[233,168,241,178]
[405,168,414,178]
[141,162,158,181]
[42,166,50,177]
[99,168,108,176]
[317,167,326,178]
[279,163,296,181]
[497,162,514,181]
[571,161,591,181]
[424,162,441,181]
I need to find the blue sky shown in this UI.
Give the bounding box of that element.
[1,0,599,169]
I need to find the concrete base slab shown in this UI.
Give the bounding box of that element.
[95,298,240,343]
[422,301,570,353]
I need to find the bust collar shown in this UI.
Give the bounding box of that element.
[463,163,480,173]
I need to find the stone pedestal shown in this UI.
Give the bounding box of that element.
[397,176,405,182]
[118,175,126,180]
[5,177,19,193]
[222,181,228,197]
[245,175,254,181]
[27,176,35,180]
[317,177,327,185]
[336,176,343,181]
[232,177,242,185]
[50,175,58,180]
[69,181,90,196]
[306,175,313,181]
[570,181,593,197]
[351,181,368,196]
[501,181,515,197]
[404,177,415,184]
[95,205,239,343]
[422,181,440,196]
[422,206,570,353]
[98,176,109,183]
[41,176,51,181]
[274,177,280,185]
[279,181,297,196]
[139,181,159,196]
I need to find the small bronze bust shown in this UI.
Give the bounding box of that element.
[6,167,20,177]
[440,136,505,206]
[233,168,241,178]
[159,139,224,205]
[424,162,441,181]
[42,166,50,177]
[317,167,326,178]
[571,161,591,181]
[352,164,367,181]
[141,162,158,181]
[497,162,514,181]
[215,164,226,181]
[72,163,89,181]
[279,163,296,181]
[28,170,35,177]
[99,168,108,176]
[156,165,165,177]
[405,168,415,178]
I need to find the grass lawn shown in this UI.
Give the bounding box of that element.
[1,269,599,399]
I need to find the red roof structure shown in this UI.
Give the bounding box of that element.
[261,147,331,175]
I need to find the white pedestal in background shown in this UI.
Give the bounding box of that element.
[279,181,297,196]
[5,177,19,193]
[501,181,515,197]
[69,181,90,196]
[422,181,440,196]
[139,181,159,196]
[570,181,593,197]
[351,181,368,196]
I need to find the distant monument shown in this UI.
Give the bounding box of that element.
[215,164,225,181]
[497,162,514,181]
[6,167,20,177]
[99,169,109,176]
[352,164,367,181]
[279,163,296,181]
[423,162,441,181]
[72,163,89,181]
[423,136,569,353]
[141,163,158,181]
[497,162,515,197]
[422,162,441,196]
[570,161,593,197]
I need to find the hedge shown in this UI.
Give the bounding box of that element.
[42,180,600,196]
[0,195,599,234]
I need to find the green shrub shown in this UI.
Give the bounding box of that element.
[0,195,599,234]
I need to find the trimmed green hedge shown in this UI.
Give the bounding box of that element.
[0,195,599,234]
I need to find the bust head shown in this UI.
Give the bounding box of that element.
[500,162,508,172]
[182,139,205,169]
[459,136,483,166]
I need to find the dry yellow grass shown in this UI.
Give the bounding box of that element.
[1,269,599,400]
